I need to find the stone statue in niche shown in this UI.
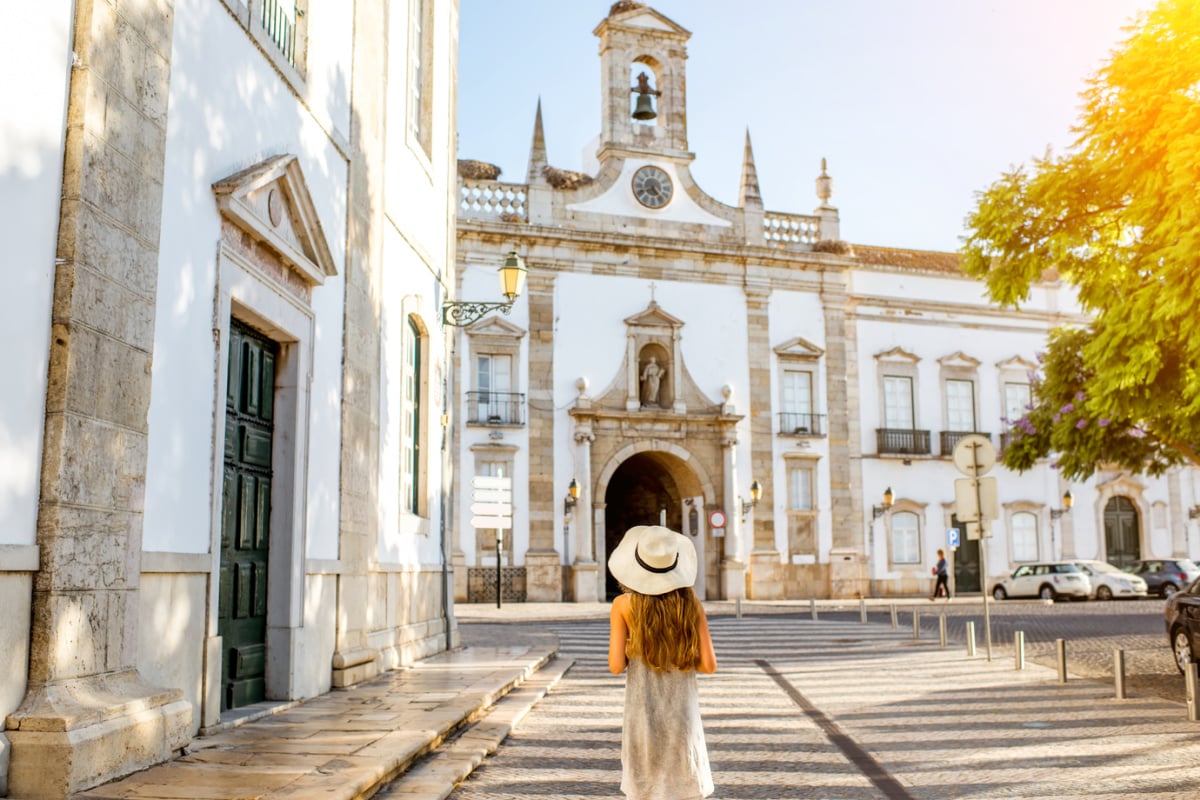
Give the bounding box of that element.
[640,355,666,407]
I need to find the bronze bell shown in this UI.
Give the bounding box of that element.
[632,91,657,120]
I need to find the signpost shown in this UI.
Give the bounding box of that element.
[471,473,513,609]
[952,434,997,661]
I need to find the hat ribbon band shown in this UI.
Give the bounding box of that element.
[634,545,679,574]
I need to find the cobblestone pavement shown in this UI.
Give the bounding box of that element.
[448,611,1200,799]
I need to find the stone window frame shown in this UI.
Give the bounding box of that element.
[406,0,436,162]
[996,355,1038,428]
[875,347,921,430]
[469,446,517,566]
[464,316,527,427]
[937,352,982,434]
[219,0,310,84]
[886,500,925,568]
[1009,508,1040,563]
[400,309,432,523]
[782,453,820,560]
[774,337,824,437]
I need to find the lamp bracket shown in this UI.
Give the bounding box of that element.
[442,300,514,327]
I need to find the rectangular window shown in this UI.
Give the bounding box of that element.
[788,465,813,511]
[1004,382,1031,423]
[475,460,513,563]
[945,379,976,431]
[476,354,513,423]
[883,376,914,429]
[781,370,813,415]
[408,0,433,156]
[1011,512,1038,562]
[891,511,921,564]
[402,318,422,514]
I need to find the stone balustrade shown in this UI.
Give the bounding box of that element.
[459,179,528,221]
[763,211,821,246]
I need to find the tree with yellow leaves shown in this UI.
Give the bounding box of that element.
[962,0,1200,480]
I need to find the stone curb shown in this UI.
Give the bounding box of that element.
[375,656,575,799]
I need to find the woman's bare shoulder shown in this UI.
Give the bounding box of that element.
[611,593,632,614]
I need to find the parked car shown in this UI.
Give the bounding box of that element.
[1163,578,1200,673]
[1073,560,1149,600]
[992,562,1092,601]
[1125,559,1200,598]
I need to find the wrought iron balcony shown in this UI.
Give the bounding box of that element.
[466,391,525,425]
[940,430,991,455]
[875,428,931,455]
[777,412,826,437]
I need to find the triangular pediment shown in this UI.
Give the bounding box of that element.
[602,5,691,36]
[774,336,824,361]
[874,346,920,364]
[465,315,526,339]
[213,154,337,286]
[996,355,1038,373]
[938,351,981,370]
[1096,473,1146,496]
[625,301,684,329]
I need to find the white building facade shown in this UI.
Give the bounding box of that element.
[452,2,1200,605]
[1,0,461,796]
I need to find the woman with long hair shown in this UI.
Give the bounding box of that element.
[608,525,718,800]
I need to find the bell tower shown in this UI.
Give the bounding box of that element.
[593,2,693,164]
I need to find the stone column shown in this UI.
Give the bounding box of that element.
[720,432,746,599]
[5,2,192,796]
[745,283,783,599]
[822,279,863,543]
[524,272,561,600]
[571,428,599,602]
[332,0,386,687]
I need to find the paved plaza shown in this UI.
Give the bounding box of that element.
[443,603,1200,800]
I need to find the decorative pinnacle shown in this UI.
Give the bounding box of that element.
[815,157,833,206]
[739,128,762,208]
[527,98,548,184]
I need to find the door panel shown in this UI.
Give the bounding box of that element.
[951,516,980,593]
[1105,497,1141,571]
[218,321,277,711]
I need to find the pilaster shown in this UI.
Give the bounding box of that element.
[525,272,561,600]
[333,0,388,686]
[822,278,862,553]
[6,1,191,796]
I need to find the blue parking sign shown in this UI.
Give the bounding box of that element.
[947,528,960,548]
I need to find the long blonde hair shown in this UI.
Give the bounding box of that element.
[626,587,703,672]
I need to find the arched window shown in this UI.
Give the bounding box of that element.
[891,511,921,564]
[1011,511,1038,562]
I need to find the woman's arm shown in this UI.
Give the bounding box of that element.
[696,601,717,674]
[608,594,630,674]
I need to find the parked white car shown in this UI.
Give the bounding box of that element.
[992,562,1092,601]
[1073,560,1148,600]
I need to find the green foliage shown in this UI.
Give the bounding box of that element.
[963,0,1200,476]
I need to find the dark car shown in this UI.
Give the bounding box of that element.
[1125,559,1200,598]
[1164,578,1200,673]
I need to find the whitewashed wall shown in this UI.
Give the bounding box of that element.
[142,0,350,557]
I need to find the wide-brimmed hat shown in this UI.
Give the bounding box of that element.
[608,525,697,596]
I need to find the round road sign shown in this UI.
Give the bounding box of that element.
[952,434,997,477]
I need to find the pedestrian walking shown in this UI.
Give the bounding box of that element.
[608,525,717,800]
[931,548,951,600]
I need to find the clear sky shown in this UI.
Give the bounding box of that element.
[457,0,1156,253]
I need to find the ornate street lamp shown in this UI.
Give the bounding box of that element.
[442,250,527,327]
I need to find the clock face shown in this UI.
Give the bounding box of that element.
[632,165,674,209]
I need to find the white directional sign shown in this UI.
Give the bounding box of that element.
[471,516,511,529]
[952,434,997,478]
[471,475,513,490]
[470,487,512,503]
[469,502,513,518]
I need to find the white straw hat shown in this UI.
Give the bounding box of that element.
[608,525,697,596]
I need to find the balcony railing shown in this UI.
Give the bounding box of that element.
[763,211,821,246]
[940,431,991,455]
[459,179,528,222]
[778,412,826,437]
[467,391,525,425]
[876,428,931,455]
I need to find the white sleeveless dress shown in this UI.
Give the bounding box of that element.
[621,657,714,799]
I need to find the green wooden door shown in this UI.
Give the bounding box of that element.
[951,516,981,593]
[218,321,277,711]
[1105,496,1141,571]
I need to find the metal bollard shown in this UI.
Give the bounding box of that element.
[736,596,742,620]
[966,621,976,657]
[912,610,920,640]
[890,604,898,630]
[1187,663,1200,722]
[1056,639,1068,683]
[810,598,818,621]
[939,614,947,649]
[1114,649,1127,700]
[1014,631,1025,670]
[860,598,868,624]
